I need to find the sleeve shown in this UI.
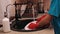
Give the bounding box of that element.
[48,0,60,17]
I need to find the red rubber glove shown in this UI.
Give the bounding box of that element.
[28,23,39,29]
[36,15,46,23]
[28,15,47,29]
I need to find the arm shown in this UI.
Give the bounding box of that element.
[37,13,53,27]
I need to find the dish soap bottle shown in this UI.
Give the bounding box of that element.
[2,12,11,32]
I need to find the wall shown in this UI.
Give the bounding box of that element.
[0,0,15,24]
[0,0,50,24]
[14,0,51,12]
[44,0,51,11]
[0,0,4,24]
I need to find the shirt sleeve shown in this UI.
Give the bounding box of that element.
[48,0,60,17]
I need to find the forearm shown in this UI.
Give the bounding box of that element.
[38,13,53,26]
